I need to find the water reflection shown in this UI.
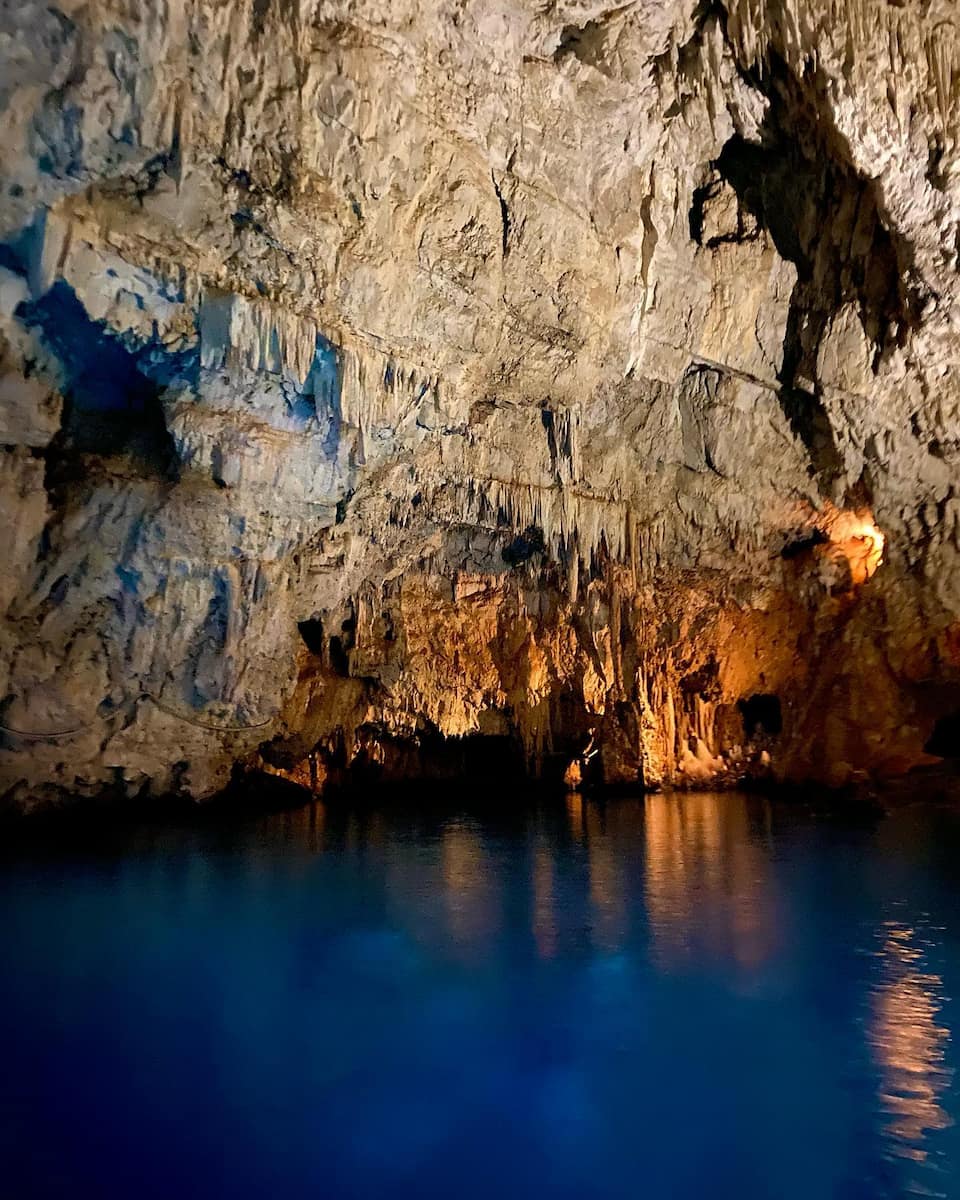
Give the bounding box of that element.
[582,800,629,952]
[643,793,780,973]
[443,819,498,953]
[870,919,953,1168]
[566,791,586,843]
[531,840,557,960]
[7,791,959,1199]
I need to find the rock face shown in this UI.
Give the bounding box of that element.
[2,0,960,809]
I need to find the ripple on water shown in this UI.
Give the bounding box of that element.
[869,916,954,1195]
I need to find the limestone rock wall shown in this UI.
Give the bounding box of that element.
[2,0,960,808]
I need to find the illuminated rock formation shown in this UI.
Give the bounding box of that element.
[2,0,960,808]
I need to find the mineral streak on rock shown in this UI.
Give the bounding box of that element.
[1,0,960,809]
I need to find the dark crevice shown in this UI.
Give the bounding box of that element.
[680,659,720,700]
[689,175,761,249]
[541,407,558,468]
[698,47,923,485]
[324,608,357,679]
[335,488,354,525]
[781,527,828,560]
[689,179,712,245]
[491,171,510,257]
[776,384,846,483]
[328,636,350,678]
[554,22,597,66]
[251,0,271,39]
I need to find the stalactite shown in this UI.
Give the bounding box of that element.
[721,0,959,140]
[338,339,444,442]
[199,291,318,384]
[2,0,956,806]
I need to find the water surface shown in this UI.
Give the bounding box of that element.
[3,791,960,1198]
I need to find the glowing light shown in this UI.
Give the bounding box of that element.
[793,502,887,589]
[826,509,886,584]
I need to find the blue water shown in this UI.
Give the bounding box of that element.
[3,791,960,1199]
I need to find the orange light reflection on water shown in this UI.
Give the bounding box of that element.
[442,819,499,955]
[531,840,557,960]
[870,920,953,1164]
[643,793,780,973]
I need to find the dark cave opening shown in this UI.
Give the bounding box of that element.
[739,694,783,739]
[296,617,351,677]
[502,525,546,567]
[924,711,960,759]
[346,729,528,787]
[297,618,326,656]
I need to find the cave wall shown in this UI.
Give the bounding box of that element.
[2,0,960,808]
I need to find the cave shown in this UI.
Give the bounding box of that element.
[925,711,960,760]
[738,694,783,739]
[342,727,528,788]
[0,2,955,808]
[328,635,350,678]
[5,4,960,1195]
[502,525,547,567]
[297,618,326,656]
